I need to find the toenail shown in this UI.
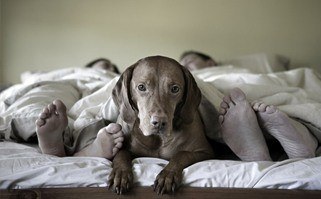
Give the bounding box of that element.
[106,124,120,132]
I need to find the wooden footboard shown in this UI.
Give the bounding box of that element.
[1,187,321,199]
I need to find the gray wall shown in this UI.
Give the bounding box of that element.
[1,0,321,83]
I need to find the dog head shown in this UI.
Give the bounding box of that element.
[112,55,201,137]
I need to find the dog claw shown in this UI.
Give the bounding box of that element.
[157,186,164,195]
[153,181,158,191]
[161,188,165,195]
[155,186,160,194]
[172,184,176,192]
[115,187,120,194]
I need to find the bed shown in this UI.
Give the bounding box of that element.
[1,54,321,198]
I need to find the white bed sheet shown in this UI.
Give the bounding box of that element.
[1,141,321,190]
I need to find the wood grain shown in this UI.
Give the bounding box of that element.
[1,187,321,199]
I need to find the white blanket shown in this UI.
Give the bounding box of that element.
[0,68,118,141]
[193,66,321,143]
[1,66,321,190]
[68,66,321,144]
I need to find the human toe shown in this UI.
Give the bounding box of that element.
[114,141,123,149]
[39,109,49,119]
[223,95,231,104]
[218,115,224,124]
[265,105,277,114]
[35,118,45,127]
[220,101,229,109]
[219,107,226,115]
[258,103,268,112]
[114,136,124,144]
[53,99,67,114]
[112,147,120,156]
[251,101,259,109]
[106,123,122,134]
[47,103,56,114]
[230,87,246,102]
[112,131,124,139]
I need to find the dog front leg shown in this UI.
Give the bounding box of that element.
[108,149,133,194]
[154,151,212,195]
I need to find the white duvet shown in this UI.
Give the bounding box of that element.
[1,65,321,190]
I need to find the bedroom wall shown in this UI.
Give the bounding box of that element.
[0,0,3,83]
[1,0,321,83]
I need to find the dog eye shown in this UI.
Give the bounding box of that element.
[138,84,146,91]
[171,85,180,93]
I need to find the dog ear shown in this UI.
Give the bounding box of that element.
[175,66,202,126]
[176,66,202,124]
[112,64,137,124]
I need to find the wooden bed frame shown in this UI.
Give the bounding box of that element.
[1,187,321,199]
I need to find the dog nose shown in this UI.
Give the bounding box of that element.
[150,116,166,129]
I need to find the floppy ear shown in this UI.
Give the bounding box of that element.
[112,64,137,124]
[175,66,202,126]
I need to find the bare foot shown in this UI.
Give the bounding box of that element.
[252,101,317,159]
[35,99,68,157]
[74,123,124,159]
[219,88,271,161]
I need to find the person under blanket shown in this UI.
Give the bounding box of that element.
[0,60,123,159]
[179,50,218,71]
[85,58,120,74]
[35,99,124,158]
[179,51,318,161]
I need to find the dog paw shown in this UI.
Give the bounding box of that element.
[153,169,183,195]
[108,167,133,195]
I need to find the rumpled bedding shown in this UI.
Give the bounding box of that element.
[193,66,321,143]
[1,141,321,189]
[1,65,321,190]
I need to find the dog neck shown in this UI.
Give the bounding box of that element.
[119,117,179,158]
